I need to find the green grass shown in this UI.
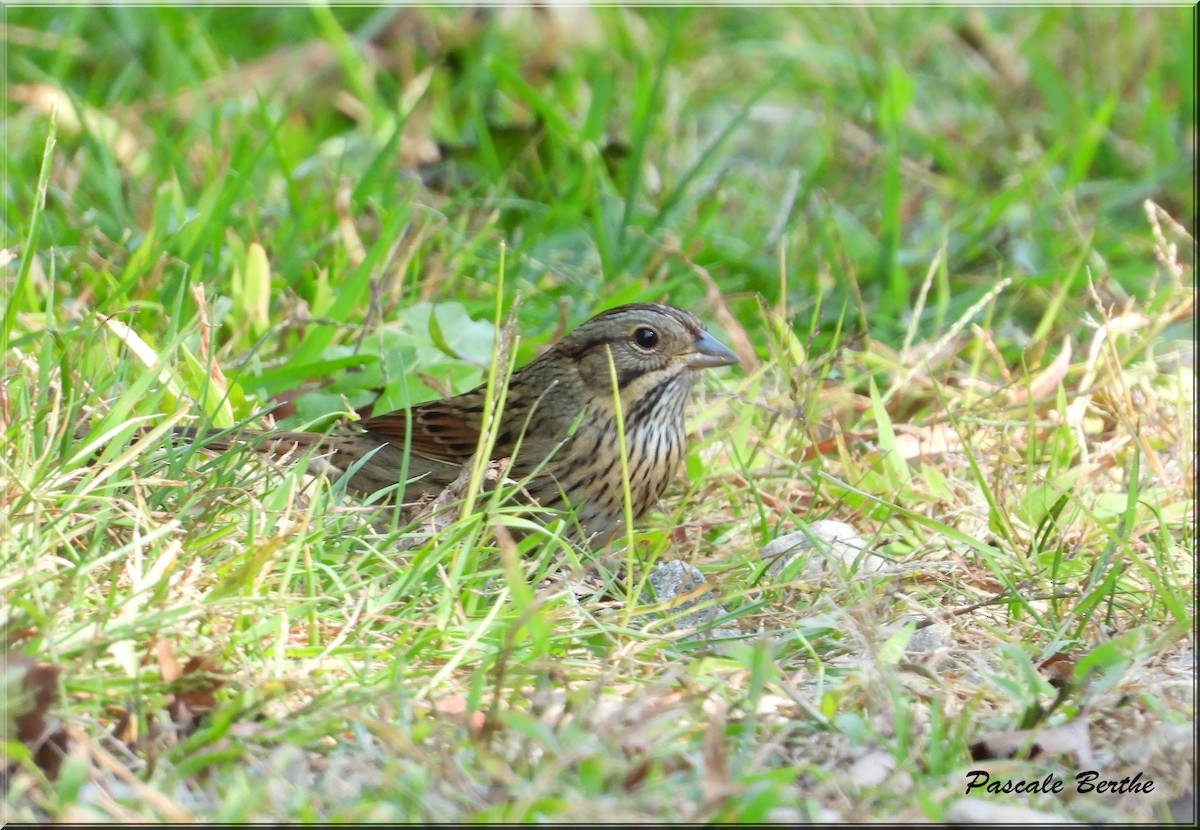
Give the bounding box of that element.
[3,6,1195,822]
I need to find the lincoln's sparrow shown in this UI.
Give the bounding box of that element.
[182,303,739,543]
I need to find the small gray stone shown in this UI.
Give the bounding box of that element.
[945,797,1067,824]
[906,620,953,654]
[758,520,881,580]
[642,560,728,634]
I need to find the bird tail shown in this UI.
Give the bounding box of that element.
[174,427,403,495]
[174,426,326,459]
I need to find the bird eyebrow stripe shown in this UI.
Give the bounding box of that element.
[557,341,670,389]
[558,336,625,361]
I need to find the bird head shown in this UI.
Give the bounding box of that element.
[555,303,740,404]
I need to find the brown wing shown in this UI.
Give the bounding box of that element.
[359,399,484,465]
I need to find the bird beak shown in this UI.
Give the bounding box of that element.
[685,330,741,369]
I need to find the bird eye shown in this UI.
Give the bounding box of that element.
[633,326,659,350]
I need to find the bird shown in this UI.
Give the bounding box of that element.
[181,303,740,543]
